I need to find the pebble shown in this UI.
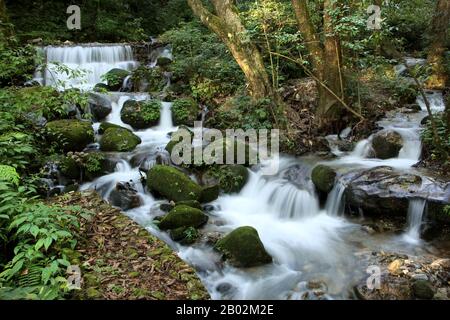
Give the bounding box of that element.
[411,274,428,281]
[388,259,404,275]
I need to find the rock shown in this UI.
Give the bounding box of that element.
[158,205,208,230]
[388,259,404,275]
[100,127,141,152]
[121,99,161,129]
[93,83,110,92]
[165,126,194,156]
[172,98,199,126]
[200,184,220,203]
[311,165,336,193]
[430,259,450,270]
[24,112,47,127]
[109,182,142,211]
[147,165,202,202]
[46,120,94,152]
[88,93,112,121]
[412,280,435,299]
[176,200,202,210]
[98,122,130,135]
[169,226,200,245]
[404,103,422,113]
[411,274,428,281]
[204,165,249,194]
[343,166,424,216]
[104,68,130,91]
[215,226,272,268]
[371,130,403,159]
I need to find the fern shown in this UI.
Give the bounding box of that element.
[0,165,20,186]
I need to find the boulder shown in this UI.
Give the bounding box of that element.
[100,127,141,152]
[109,182,142,211]
[204,165,249,194]
[215,226,272,268]
[104,68,130,91]
[157,56,172,67]
[200,184,220,203]
[169,227,200,245]
[46,120,94,152]
[311,165,336,193]
[98,122,130,135]
[371,130,403,159]
[158,205,208,230]
[121,99,161,129]
[93,83,110,92]
[172,98,199,126]
[88,93,112,121]
[147,165,202,202]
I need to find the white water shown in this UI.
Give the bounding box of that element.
[34,45,138,90]
[402,199,427,244]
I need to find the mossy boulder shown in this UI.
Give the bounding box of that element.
[88,93,112,121]
[60,152,108,181]
[203,138,256,167]
[147,165,202,202]
[158,205,208,230]
[157,56,172,67]
[200,184,220,203]
[172,98,198,126]
[311,165,336,193]
[215,226,272,268]
[169,227,199,245]
[100,127,141,152]
[46,120,94,152]
[372,130,404,160]
[204,165,249,194]
[104,68,130,91]
[93,83,109,92]
[60,156,81,180]
[121,99,161,129]
[176,200,202,210]
[98,122,130,134]
[412,280,435,299]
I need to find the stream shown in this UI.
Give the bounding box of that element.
[36,44,449,300]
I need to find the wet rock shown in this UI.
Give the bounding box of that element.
[371,130,403,159]
[100,127,141,152]
[311,165,336,193]
[411,274,428,281]
[46,120,94,152]
[121,99,161,129]
[158,205,208,230]
[88,93,112,121]
[104,68,130,91]
[388,259,404,275]
[98,122,130,135]
[430,259,450,270]
[200,184,220,203]
[24,112,47,127]
[157,56,172,67]
[147,165,203,202]
[215,226,272,268]
[109,182,142,211]
[93,83,109,92]
[404,103,422,113]
[343,167,424,216]
[412,280,435,299]
[176,200,202,210]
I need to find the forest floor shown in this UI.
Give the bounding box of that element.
[50,191,209,300]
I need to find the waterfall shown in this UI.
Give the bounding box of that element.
[325,181,346,216]
[417,90,446,113]
[403,198,427,244]
[158,102,175,131]
[34,45,138,90]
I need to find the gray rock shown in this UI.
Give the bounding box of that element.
[109,182,142,211]
[89,93,112,121]
[371,130,403,159]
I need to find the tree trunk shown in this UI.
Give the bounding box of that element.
[187,0,273,100]
[0,0,9,37]
[291,0,345,130]
[426,0,450,89]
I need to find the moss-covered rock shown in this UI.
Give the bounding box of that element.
[157,57,172,67]
[205,165,249,194]
[311,165,336,193]
[60,152,108,181]
[147,165,202,202]
[169,226,200,245]
[104,68,130,91]
[200,184,220,203]
[165,126,194,155]
[215,226,272,268]
[60,156,81,180]
[98,122,130,134]
[93,83,109,92]
[46,120,94,152]
[158,205,208,230]
[88,93,112,121]
[172,98,198,126]
[100,127,141,152]
[121,99,161,129]
[176,200,202,210]
[372,130,404,160]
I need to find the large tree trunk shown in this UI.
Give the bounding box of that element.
[187,0,273,100]
[291,0,345,130]
[426,0,450,89]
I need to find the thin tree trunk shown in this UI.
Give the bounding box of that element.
[426,0,450,89]
[0,0,10,37]
[187,0,273,100]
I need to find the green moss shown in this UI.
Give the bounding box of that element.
[121,99,161,129]
[60,156,81,180]
[147,165,202,202]
[200,184,220,203]
[103,68,130,91]
[207,165,249,194]
[169,226,200,244]
[100,127,141,152]
[46,120,94,152]
[159,205,208,230]
[176,200,202,209]
[98,122,130,134]
[172,98,198,126]
[215,226,272,268]
[311,165,336,193]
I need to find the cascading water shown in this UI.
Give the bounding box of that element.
[34,45,138,90]
[402,199,427,244]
